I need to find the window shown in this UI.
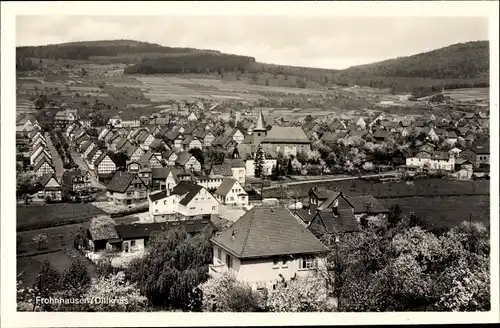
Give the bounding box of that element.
[299,256,316,270]
[273,259,280,269]
[217,248,222,261]
[131,240,136,247]
[282,258,288,268]
[230,197,234,201]
[212,206,216,211]
[226,254,233,269]
[155,201,158,205]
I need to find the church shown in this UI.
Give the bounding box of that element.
[240,109,311,158]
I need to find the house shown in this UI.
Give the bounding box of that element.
[130,146,146,162]
[106,171,148,205]
[175,151,201,172]
[33,158,55,178]
[148,181,219,222]
[94,152,117,178]
[182,135,203,150]
[115,219,215,254]
[196,176,225,191]
[149,138,168,152]
[138,151,163,169]
[88,221,122,252]
[474,143,490,167]
[460,148,477,165]
[162,150,178,166]
[345,195,389,223]
[108,115,122,127]
[54,108,78,127]
[36,174,63,202]
[151,167,180,191]
[188,112,198,121]
[86,148,104,171]
[137,131,155,150]
[372,129,391,142]
[260,125,311,157]
[30,145,50,165]
[61,169,91,192]
[308,207,360,239]
[244,154,277,177]
[405,150,455,171]
[226,158,246,185]
[194,131,215,148]
[208,207,329,290]
[214,178,248,207]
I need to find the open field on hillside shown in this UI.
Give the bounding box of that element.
[17,203,105,231]
[443,88,489,101]
[382,195,490,232]
[124,75,332,102]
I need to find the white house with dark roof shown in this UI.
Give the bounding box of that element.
[148,181,219,222]
[94,152,117,178]
[209,207,328,290]
[214,178,248,207]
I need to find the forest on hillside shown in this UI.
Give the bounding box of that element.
[17,40,489,94]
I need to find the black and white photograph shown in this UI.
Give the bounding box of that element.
[1,1,499,326]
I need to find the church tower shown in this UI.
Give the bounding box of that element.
[252,109,267,145]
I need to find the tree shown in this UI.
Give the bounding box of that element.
[254,146,265,178]
[304,115,314,123]
[296,78,307,89]
[267,277,334,312]
[126,226,214,311]
[388,204,402,228]
[109,151,129,170]
[84,272,148,311]
[33,234,48,250]
[61,259,91,295]
[198,271,264,312]
[189,148,205,165]
[35,260,62,301]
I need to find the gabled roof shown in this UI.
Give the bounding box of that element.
[214,178,238,196]
[224,158,245,168]
[115,220,213,240]
[175,151,195,166]
[107,171,142,193]
[38,173,59,188]
[317,192,353,211]
[170,181,204,206]
[33,157,54,172]
[151,167,181,180]
[94,151,115,167]
[262,126,310,144]
[211,207,328,259]
[308,209,360,237]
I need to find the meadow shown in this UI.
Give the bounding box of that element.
[17,203,105,231]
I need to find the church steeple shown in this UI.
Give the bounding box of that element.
[255,109,266,132]
[252,109,267,145]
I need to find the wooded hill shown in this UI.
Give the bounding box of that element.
[17,39,489,93]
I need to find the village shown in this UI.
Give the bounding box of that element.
[15,40,491,312]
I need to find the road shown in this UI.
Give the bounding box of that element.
[71,149,106,190]
[263,171,399,190]
[45,132,64,180]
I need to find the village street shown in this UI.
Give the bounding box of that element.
[45,132,64,180]
[71,149,106,189]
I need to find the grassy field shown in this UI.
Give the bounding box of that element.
[443,88,489,102]
[17,222,89,255]
[17,203,105,231]
[264,178,490,199]
[17,248,98,288]
[382,195,490,231]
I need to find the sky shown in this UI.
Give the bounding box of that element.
[16,16,489,69]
